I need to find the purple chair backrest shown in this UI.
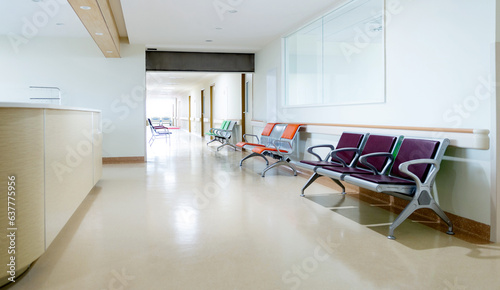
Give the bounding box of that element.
[390,138,440,182]
[356,135,398,172]
[332,132,365,165]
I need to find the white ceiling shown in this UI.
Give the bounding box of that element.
[2,0,350,98]
[121,0,347,53]
[2,0,348,52]
[0,0,88,37]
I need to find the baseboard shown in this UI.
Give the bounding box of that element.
[102,156,145,164]
[295,167,491,243]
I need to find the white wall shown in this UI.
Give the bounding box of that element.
[254,0,495,225]
[0,36,146,158]
[254,38,281,122]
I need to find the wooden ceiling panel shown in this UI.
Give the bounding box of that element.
[68,0,121,58]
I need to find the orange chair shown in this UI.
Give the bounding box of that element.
[237,123,285,166]
[250,124,303,177]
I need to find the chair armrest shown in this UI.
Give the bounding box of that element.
[329,147,361,167]
[306,144,335,161]
[243,133,259,143]
[358,152,395,175]
[272,138,293,155]
[399,159,439,188]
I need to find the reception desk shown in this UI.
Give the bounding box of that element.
[0,103,102,286]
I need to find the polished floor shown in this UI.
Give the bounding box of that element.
[6,130,500,290]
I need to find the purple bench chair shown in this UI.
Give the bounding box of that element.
[338,137,452,239]
[298,132,368,195]
[305,134,401,196]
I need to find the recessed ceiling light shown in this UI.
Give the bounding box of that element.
[80,6,91,10]
[95,32,104,36]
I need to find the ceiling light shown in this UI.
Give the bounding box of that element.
[80,6,91,10]
[205,40,213,42]
[95,32,104,36]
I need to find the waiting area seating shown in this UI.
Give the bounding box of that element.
[206,120,237,151]
[298,132,453,240]
[148,118,171,146]
[206,120,230,140]
[300,133,401,195]
[237,123,284,166]
[239,123,303,177]
[161,117,172,126]
[150,116,172,127]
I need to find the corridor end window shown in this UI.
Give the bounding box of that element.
[284,0,385,106]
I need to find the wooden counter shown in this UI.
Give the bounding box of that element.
[0,103,102,286]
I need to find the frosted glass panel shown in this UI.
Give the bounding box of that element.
[284,0,384,106]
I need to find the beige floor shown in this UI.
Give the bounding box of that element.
[6,130,500,290]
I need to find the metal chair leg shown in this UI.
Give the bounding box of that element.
[387,198,418,239]
[261,160,297,177]
[301,172,321,196]
[330,178,346,195]
[239,152,269,166]
[217,141,237,151]
[261,161,283,177]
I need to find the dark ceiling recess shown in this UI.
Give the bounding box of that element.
[146,51,255,72]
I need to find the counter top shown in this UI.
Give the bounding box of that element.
[0,102,101,113]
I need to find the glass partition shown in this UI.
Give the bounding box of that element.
[284,0,384,106]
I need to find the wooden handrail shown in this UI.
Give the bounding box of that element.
[305,123,477,134]
[248,121,489,150]
[251,121,479,134]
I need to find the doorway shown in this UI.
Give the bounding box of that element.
[145,72,253,145]
[201,89,205,137]
[189,95,192,133]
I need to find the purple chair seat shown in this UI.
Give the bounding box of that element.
[300,160,343,167]
[321,166,372,175]
[348,173,415,185]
